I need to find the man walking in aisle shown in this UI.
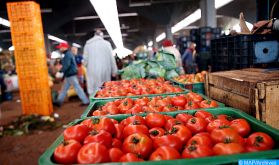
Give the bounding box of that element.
[83,29,118,96]
[54,42,89,106]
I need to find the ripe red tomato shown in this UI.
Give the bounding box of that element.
[230,119,251,137]
[199,100,218,108]
[182,145,214,158]
[129,105,143,114]
[63,124,90,143]
[213,143,245,155]
[118,98,134,113]
[77,143,109,164]
[185,101,200,109]
[125,115,146,126]
[134,97,149,106]
[106,104,120,115]
[145,113,166,128]
[92,110,107,116]
[81,117,116,135]
[153,135,183,151]
[187,134,213,148]
[119,153,144,162]
[206,119,230,133]
[164,118,183,131]
[83,130,112,148]
[210,127,244,145]
[54,140,82,164]
[175,113,193,124]
[162,105,177,112]
[186,92,203,102]
[164,114,174,121]
[169,125,192,145]
[122,133,153,159]
[114,124,124,140]
[112,138,122,148]
[186,117,207,134]
[149,146,180,161]
[149,127,166,139]
[194,110,213,120]
[246,132,274,151]
[171,95,187,107]
[122,124,149,138]
[109,148,123,162]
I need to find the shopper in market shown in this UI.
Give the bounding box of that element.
[182,42,197,74]
[162,39,184,74]
[71,46,86,91]
[54,42,89,107]
[83,29,118,96]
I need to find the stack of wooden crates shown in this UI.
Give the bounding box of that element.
[7,1,53,115]
[205,68,279,129]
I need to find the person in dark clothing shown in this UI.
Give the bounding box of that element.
[182,42,197,74]
[54,42,89,106]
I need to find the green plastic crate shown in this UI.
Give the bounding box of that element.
[90,84,189,102]
[82,93,225,119]
[39,107,279,165]
[170,79,205,94]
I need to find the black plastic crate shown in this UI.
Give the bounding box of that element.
[211,34,279,71]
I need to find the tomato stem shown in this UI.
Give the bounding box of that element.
[150,130,159,136]
[92,118,100,124]
[170,127,178,134]
[132,137,140,144]
[188,145,197,151]
[190,118,196,124]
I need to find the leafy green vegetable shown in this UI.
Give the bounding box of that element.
[120,49,179,79]
[165,69,179,80]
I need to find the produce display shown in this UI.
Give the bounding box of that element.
[53,110,275,164]
[92,92,219,116]
[120,50,180,80]
[95,78,184,98]
[172,71,207,84]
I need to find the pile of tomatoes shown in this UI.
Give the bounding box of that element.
[173,71,207,84]
[54,110,275,164]
[96,78,183,98]
[92,92,219,116]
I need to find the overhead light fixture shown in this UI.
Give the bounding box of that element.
[155,0,234,42]
[0,17,10,27]
[8,46,14,51]
[171,9,201,34]
[215,0,234,9]
[89,0,123,48]
[0,47,2,52]
[47,34,67,43]
[72,43,82,48]
[148,41,153,47]
[74,12,138,21]
[156,33,166,42]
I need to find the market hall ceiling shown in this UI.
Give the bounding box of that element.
[0,0,256,50]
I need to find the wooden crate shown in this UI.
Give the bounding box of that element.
[205,68,279,129]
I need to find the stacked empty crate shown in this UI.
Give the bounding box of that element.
[211,34,279,72]
[7,1,53,115]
